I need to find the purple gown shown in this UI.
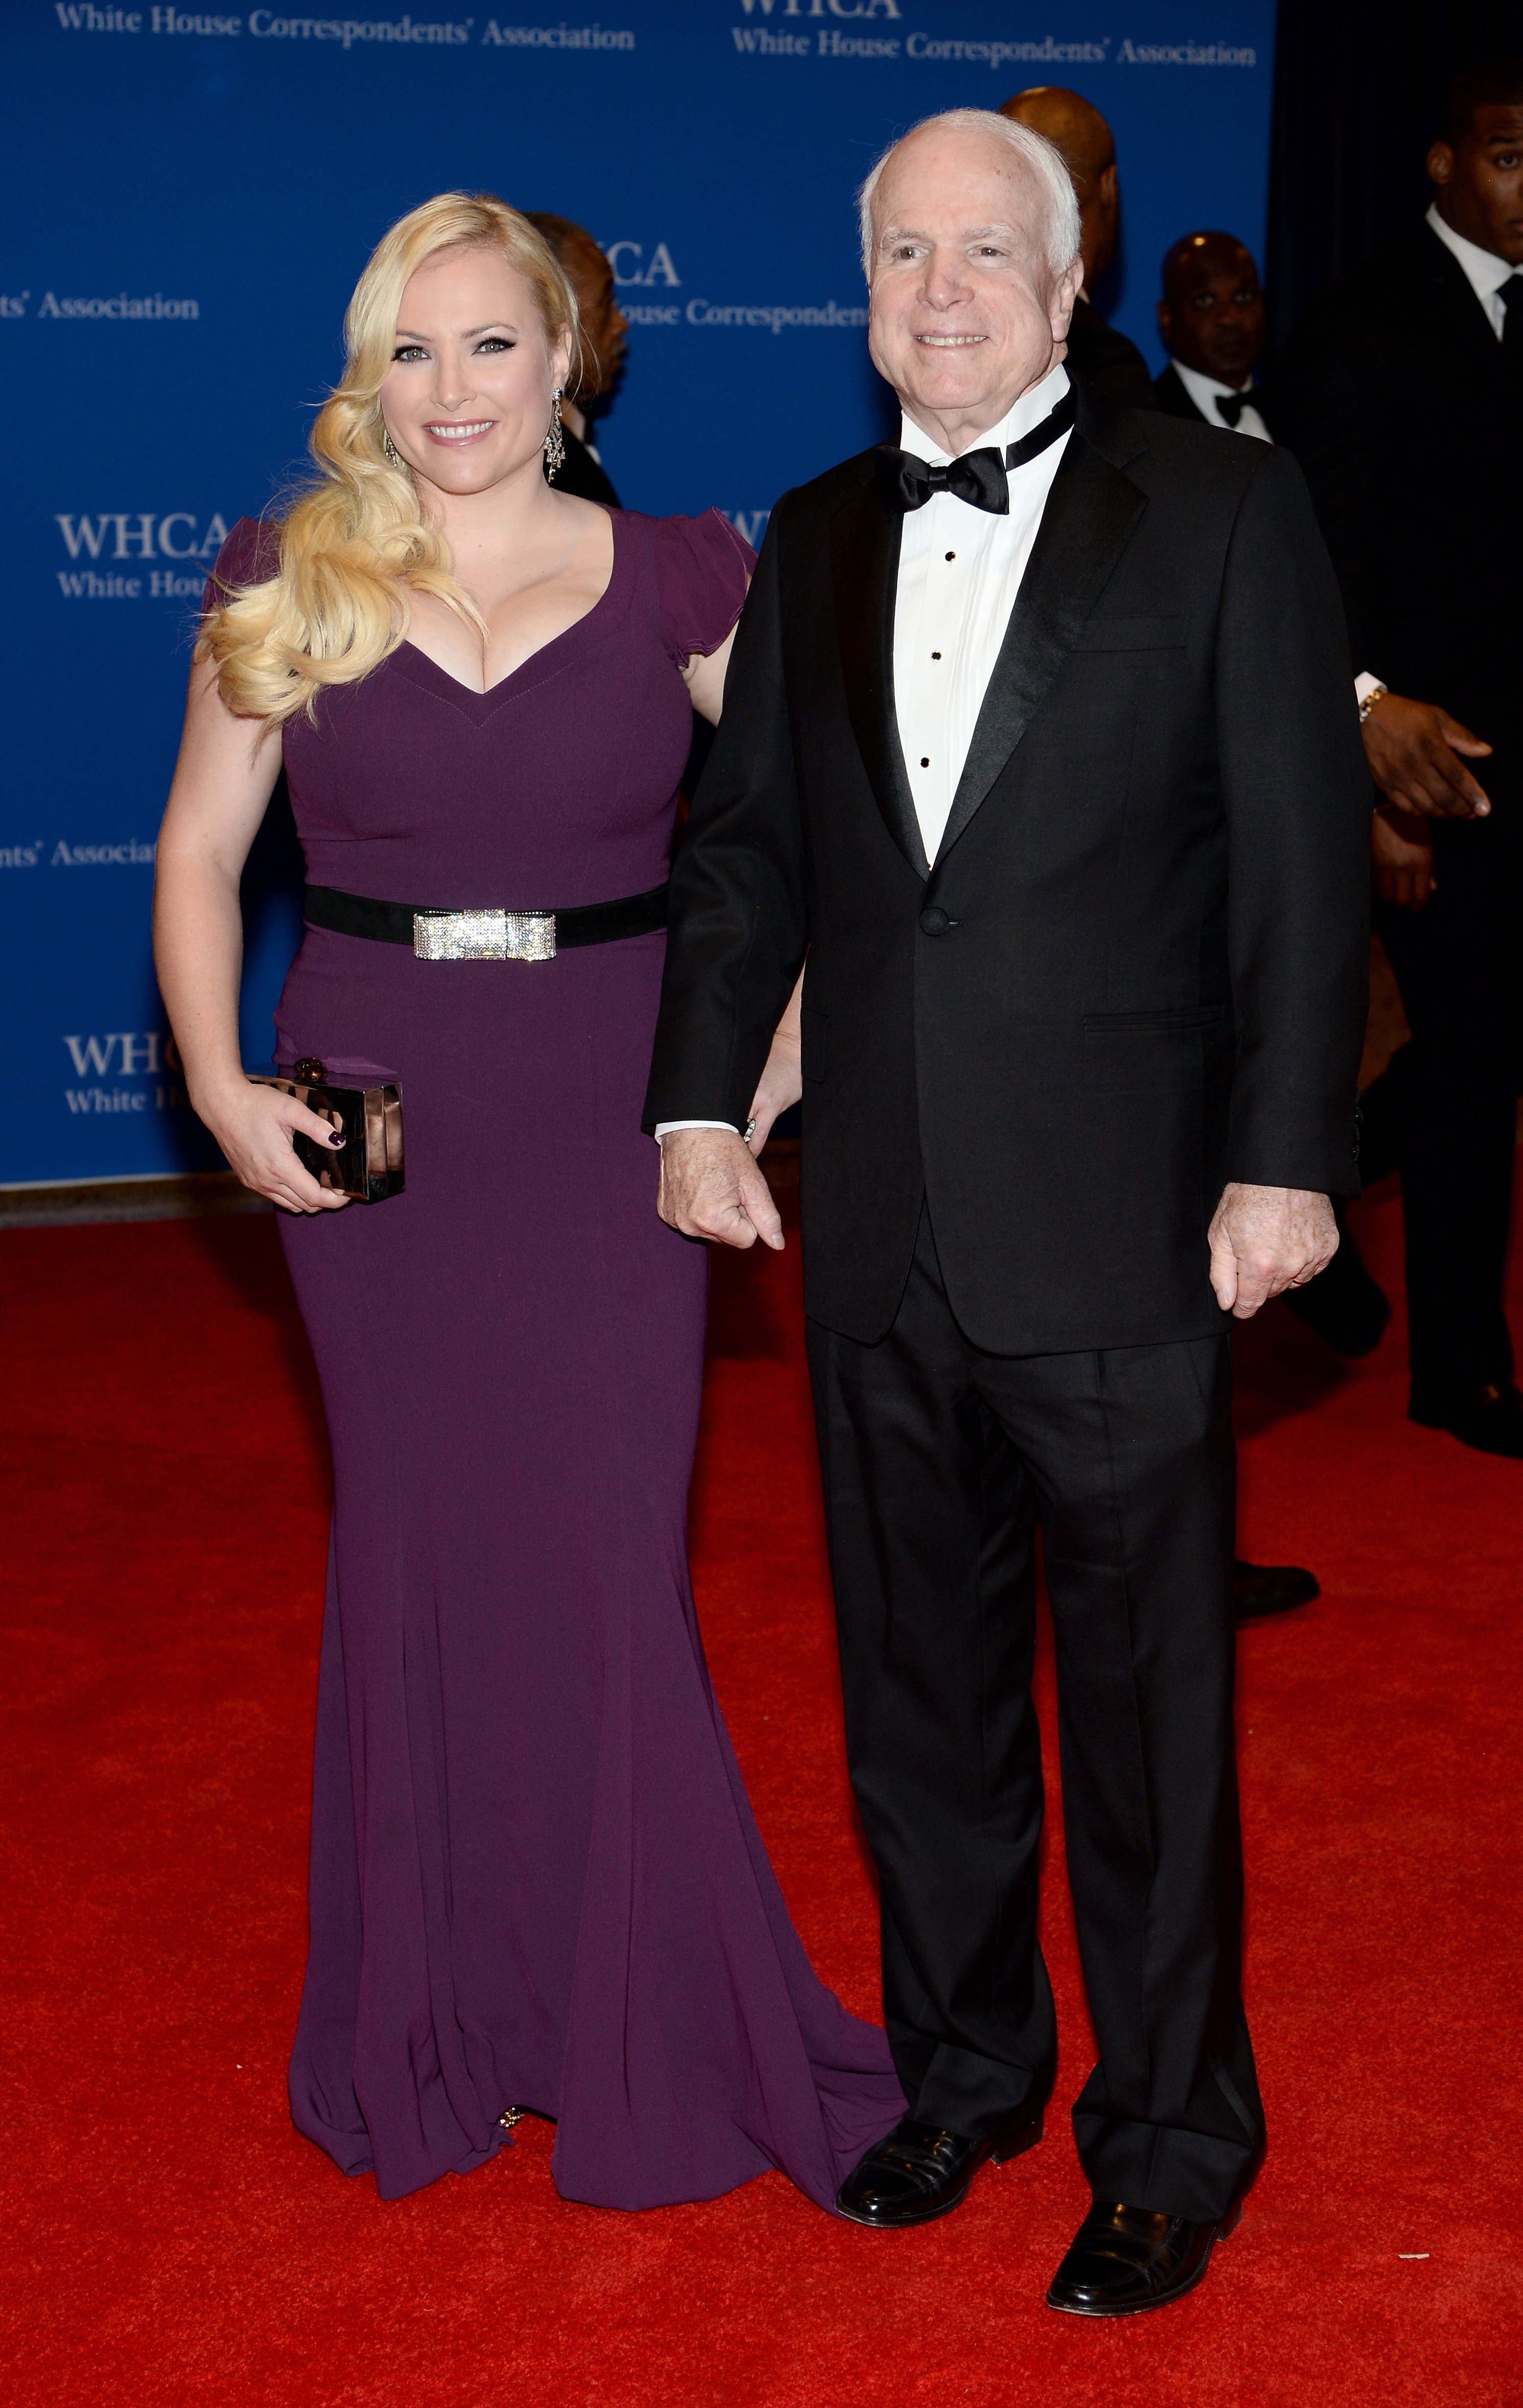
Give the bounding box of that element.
[211,511,903,2208]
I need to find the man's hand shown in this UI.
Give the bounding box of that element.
[1371,805,1437,911]
[1362,692,1492,819]
[1207,1182,1338,1319]
[658,1127,785,1252]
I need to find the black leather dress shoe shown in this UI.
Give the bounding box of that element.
[1410,1380,1523,1459]
[1046,2197,1241,2317]
[834,2105,1042,2229]
[1232,1558,1319,1620]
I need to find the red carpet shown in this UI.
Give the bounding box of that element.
[3,1178,1521,2404]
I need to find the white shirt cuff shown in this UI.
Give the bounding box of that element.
[653,1120,740,1142]
[1354,671,1386,704]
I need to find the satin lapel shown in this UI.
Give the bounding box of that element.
[829,475,929,879]
[934,434,1147,867]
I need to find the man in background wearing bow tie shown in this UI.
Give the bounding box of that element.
[646,109,1368,2315]
[1153,231,1274,439]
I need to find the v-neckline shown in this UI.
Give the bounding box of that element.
[392,510,625,718]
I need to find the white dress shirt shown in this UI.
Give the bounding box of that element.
[893,361,1072,865]
[1425,201,1517,338]
[1166,357,1273,444]
[655,364,1074,1140]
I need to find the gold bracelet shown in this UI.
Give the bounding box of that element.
[1358,683,1390,724]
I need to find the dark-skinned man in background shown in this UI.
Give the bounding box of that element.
[1275,59,1523,1457]
[1154,232,1273,440]
[999,87,1156,407]
[526,213,628,506]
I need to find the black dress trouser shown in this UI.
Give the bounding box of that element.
[806,1206,1263,2225]
[1370,768,1521,1404]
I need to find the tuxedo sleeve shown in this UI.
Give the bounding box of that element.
[1215,445,1371,1195]
[642,510,809,1134]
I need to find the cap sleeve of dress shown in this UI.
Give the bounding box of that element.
[201,515,281,616]
[650,508,754,666]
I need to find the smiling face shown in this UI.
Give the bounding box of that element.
[1157,234,1266,386]
[378,245,571,496]
[1429,102,1523,263]
[866,121,1080,453]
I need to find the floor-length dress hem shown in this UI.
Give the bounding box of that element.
[220,503,905,2217]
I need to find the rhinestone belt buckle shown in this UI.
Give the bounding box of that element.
[412,909,556,962]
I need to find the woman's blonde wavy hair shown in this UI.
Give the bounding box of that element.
[199,192,579,726]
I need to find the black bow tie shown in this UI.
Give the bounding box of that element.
[1214,388,1257,428]
[876,389,1077,515]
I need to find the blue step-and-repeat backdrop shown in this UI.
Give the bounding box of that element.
[2,0,1273,1187]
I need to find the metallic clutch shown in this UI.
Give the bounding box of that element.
[249,1058,405,1201]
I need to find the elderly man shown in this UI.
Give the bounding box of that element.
[646,111,1368,2314]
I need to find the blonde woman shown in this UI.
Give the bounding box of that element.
[154,194,901,2209]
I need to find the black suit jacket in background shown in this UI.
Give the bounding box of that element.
[645,386,1370,1355]
[1272,221,1521,736]
[1064,297,1158,408]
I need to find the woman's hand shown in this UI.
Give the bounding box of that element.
[198,1077,352,1214]
[745,966,805,1154]
[746,1041,803,1156]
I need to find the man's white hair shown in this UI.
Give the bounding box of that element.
[857,108,1082,282]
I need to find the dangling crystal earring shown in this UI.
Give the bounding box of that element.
[382,424,407,470]
[543,388,566,481]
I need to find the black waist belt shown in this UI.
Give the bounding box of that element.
[303,881,668,962]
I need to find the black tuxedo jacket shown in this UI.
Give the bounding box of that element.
[1272,222,1521,732]
[644,385,1370,1353]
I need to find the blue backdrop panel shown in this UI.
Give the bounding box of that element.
[1,0,1273,1186]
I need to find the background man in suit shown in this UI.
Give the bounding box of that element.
[999,87,1156,406]
[1154,232,1273,438]
[1275,58,1523,1456]
[647,109,1369,2316]
[525,212,627,505]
